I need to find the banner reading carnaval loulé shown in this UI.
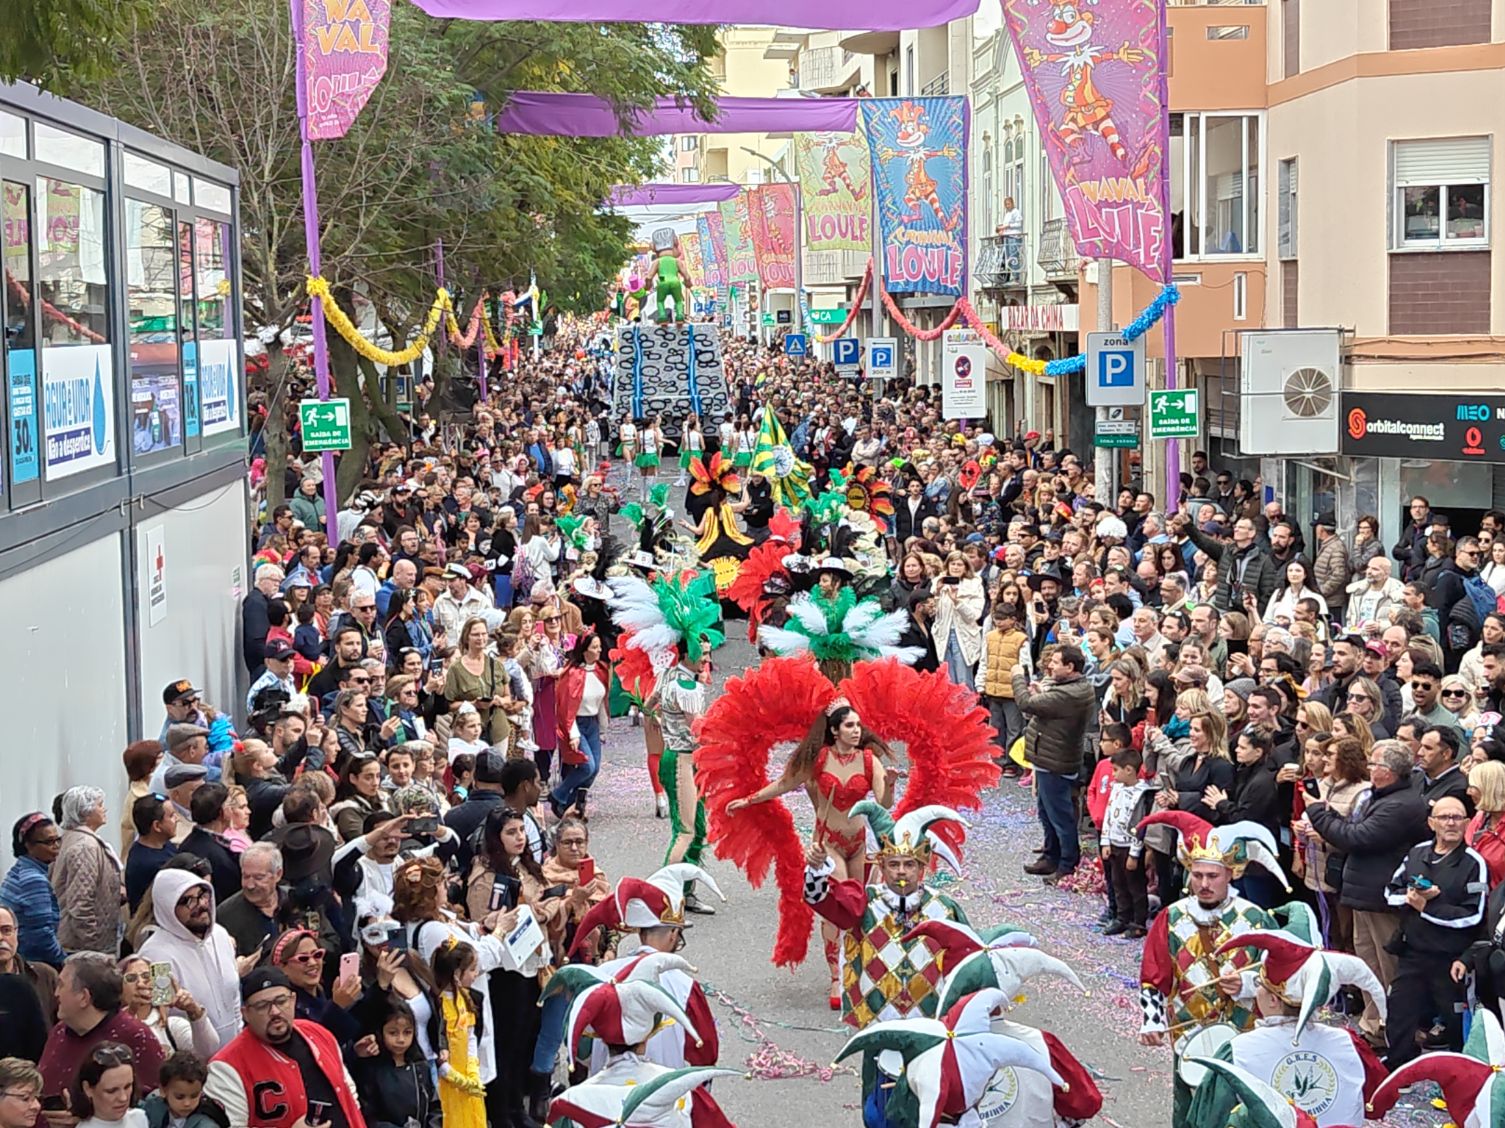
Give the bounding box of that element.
[1002,0,1167,281]
[861,97,969,298]
[720,197,757,285]
[303,0,391,141]
[695,213,723,289]
[746,185,796,291]
[794,132,871,252]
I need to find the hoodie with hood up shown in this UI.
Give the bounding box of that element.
[137,870,242,1049]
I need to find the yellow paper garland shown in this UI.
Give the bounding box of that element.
[305,276,508,367]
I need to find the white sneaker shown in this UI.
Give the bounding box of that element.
[655,793,668,819]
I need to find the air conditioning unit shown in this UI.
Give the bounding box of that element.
[1238,329,1342,455]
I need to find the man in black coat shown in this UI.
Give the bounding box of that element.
[891,477,938,546]
[240,563,285,676]
[1392,495,1434,582]
[1302,739,1431,1044]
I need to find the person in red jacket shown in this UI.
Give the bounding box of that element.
[550,632,612,820]
[205,969,364,1128]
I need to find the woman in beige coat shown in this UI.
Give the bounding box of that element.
[932,551,986,685]
[52,786,123,955]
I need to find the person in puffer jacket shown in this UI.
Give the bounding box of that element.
[1014,646,1096,882]
[138,869,245,1051]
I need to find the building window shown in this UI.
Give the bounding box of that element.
[1277,157,1297,260]
[1390,0,1489,50]
[1169,112,1263,258]
[681,167,700,183]
[126,200,181,455]
[1282,0,1299,77]
[680,136,698,152]
[905,46,915,96]
[1392,137,1489,250]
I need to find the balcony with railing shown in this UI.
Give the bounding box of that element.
[921,71,949,97]
[1037,218,1079,282]
[976,235,1027,291]
[798,46,858,94]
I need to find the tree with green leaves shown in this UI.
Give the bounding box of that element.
[81,1,719,506]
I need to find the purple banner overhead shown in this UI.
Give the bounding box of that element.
[496,93,861,138]
[408,0,978,30]
[609,183,743,208]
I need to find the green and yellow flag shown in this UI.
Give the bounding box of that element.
[751,407,813,508]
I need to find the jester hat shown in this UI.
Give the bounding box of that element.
[1188,1058,1322,1128]
[608,573,724,664]
[1214,928,1386,1042]
[757,588,922,668]
[568,863,725,958]
[548,1066,740,1128]
[1136,811,1290,889]
[1368,1005,1505,1126]
[846,800,968,872]
[903,920,1088,1015]
[834,989,1066,1128]
[565,974,702,1058]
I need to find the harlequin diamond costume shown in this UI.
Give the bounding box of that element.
[1367,1005,1505,1128]
[1184,924,1387,1128]
[566,864,725,1071]
[834,988,1071,1128]
[804,803,973,1029]
[696,657,999,981]
[1136,811,1286,1126]
[609,573,724,912]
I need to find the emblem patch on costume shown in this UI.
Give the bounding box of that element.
[1272,1050,1339,1117]
[976,1066,1021,1120]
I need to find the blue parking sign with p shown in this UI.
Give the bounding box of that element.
[833,337,860,370]
[1100,350,1133,386]
[1085,331,1145,406]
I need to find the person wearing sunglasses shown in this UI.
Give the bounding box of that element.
[268,931,360,1046]
[37,956,164,1120]
[137,871,252,1051]
[0,814,66,969]
[1440,674,1483,731]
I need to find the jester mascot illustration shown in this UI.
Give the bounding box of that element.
[651,227,692,325]
[1135,811,1286,1127]
[608,572,724,915]
[1023,0,1152,180]
[1184,914,1387,1128]
[877,102,961,232]
[810,132,867,200]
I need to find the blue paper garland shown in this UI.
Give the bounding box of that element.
[1042,284,1180,377]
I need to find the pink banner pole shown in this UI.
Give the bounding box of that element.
[1157,0,1179,503]
[290,0,341,547]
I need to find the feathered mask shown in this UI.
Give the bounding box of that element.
[608,572,725,664]
[757,589,922,667]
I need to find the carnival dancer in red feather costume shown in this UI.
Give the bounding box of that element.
[696,656,1001,1013]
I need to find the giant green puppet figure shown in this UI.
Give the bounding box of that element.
[651,227,691,324]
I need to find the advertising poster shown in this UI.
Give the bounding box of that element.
[302,0,391,140]
[746,184,796,291]
[8,348,37,485]
[860,96,970,297]
[720,196,758,284]
[198,338,240,436]
[131,371,181,454]
[43,343,115,479]
[794,131,872,251]
[1002,0,1169,280]
[941,328,988,420]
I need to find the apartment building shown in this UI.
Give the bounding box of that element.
[1072,0,1505,543]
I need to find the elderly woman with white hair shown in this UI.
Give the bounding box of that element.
[50,786,123,956]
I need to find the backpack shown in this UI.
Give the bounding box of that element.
[1460,573,1498,629]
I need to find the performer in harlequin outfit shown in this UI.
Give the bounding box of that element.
[1135,810,1286,1127]
[836,989,1067,1128]
[727,698,897,1008]
[566,864,725,1073]
[550,1064,736,1128]
[1185,925,1387,1128]
[804,803,972,1030]
[1367,1005,1505,1128]
[608,572,724,915]
[1187,1060,1345,1128]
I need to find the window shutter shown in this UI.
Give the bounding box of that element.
[1278,158,1297,260]
[1394,137,1490,185]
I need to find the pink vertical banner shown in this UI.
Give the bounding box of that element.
[1002,0,1168,281]
[721,195,758,284]
[303,0,392,140]
[747,184,796,290]
[695,212,724,288]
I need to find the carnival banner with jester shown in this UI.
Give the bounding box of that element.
[860,96,970,298]
[720,196,758,284]
[746,184,797,291]
[1003,0,1169,281]
[695,212,724,289]
[794,131,872,252]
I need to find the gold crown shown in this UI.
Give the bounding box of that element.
[875,829,933,863]
[1181,836,1236,869]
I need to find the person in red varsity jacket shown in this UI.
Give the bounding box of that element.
[205,969,365,1128]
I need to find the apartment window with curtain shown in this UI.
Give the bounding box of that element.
[1391,137,1489,250]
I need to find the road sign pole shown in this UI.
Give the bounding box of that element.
[290,0,341,546]
[1095,258,1116,502]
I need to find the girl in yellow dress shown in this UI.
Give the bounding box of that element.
[434,939,487,1128]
